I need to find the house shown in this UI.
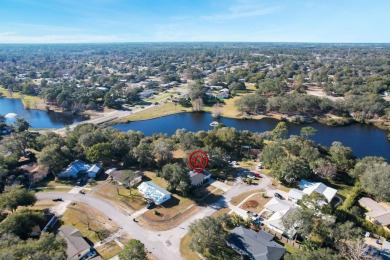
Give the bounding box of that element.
[58,226,91,260]
[299,180,337,203]
[106,168,143,187]
[359,197,390,230]
[189,170,211,187]
[287,189,304,204]
[19,163,49,182]
[227,226,286,260]
[260,197,296,235]
[138,181,171,205]
[58,160,102,179]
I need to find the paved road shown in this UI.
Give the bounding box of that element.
[37,175,273,260]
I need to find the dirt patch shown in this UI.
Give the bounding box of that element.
[96,240,123,260]
[240,196,271,213]
[244,200,259,209]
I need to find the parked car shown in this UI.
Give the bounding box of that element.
[83,251,97,260]
[146,201,155,209]
[256,162,263,170]
[274,193,284,200]
[253,172,262,178]
[52,198,63,202]
[246,173,255,179]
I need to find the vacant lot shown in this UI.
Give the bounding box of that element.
[61,203,119,243]
[240,196,271,213]
[92,182,146,213]
[180,233,202,260]
[230,189,264,206]
[96,240,123,260]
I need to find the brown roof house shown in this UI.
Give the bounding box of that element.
[58,226,91,260]
[359,197,390,231]
[20,163,49,182]
[106,169,143,188]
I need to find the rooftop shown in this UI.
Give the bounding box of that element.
[228,226,286,260]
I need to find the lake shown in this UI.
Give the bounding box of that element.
[0,97,86,128]
[113,112,390,161]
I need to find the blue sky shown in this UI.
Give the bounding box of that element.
[0,0,389,43]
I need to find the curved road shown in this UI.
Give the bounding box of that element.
[37,175,273,260]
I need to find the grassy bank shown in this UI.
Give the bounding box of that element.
[0,86,45,110]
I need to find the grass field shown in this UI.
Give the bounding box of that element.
[96,240,123,260]
[61,203,119,243]
[230,189,264,206]
[0,86,45,110]
[180,234,202,260]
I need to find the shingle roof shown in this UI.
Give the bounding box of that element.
[59,226,90,258]
[302,182,337,202]
[228,226,286,260]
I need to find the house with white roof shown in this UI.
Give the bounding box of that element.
[189,170,211,187]
[287,189,304,204]
[260,197,296,236]
[138,181,171,205]
[299,180,337,204]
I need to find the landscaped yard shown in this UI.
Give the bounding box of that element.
[61,203,119,243]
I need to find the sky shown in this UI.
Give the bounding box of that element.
[0,0,389,43]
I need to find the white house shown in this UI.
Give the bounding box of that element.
[299,180,337,203]
[261,197,296,236]
[189,170,211,187]
[287,189,304,204]
[138,181,171,205]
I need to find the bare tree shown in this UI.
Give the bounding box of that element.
[211,102,222,118]
[192,98,204,112]
[337,239,380,260]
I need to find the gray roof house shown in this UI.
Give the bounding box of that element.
[227,226,286,260]
[58,160,102,179]
[58,226,91,260]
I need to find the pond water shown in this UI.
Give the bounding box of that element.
[113,112,390,161]
[0,97,86,129]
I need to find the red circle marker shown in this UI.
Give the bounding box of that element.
[188,150,209,173]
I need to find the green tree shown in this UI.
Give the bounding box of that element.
[14,118,30,132]
[161,163,190,193]
[133,142,154,167]
[329,142,355,171]
[0,186,36,212]
[152,138,173,165]
[0,233,67,259]
[86,142,113,163]
[259,143,287,169]
[272,157,312,183]
[282,207,315,238]
[361,162,390,202]
[271,122,288,140]
[37,144,71,176]
[285,248,341,260]
[118,239,147,260]
[300,126,318,138]
[188,216,229,257]
[351,156,387,178]
[0,210,44,239]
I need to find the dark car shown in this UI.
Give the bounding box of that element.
[274,193,284,199]
[52,198,63,202]
[146,201,155,209]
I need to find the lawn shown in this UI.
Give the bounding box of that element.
[180,234,202,260]
[29,199,57,211]
[230,189,264,206]
[210,208,231,218]
[96,240,123,260]
[61,203,119,243]
[0,86,45,110]
[92,182,146,213]
[113,103,191,123]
